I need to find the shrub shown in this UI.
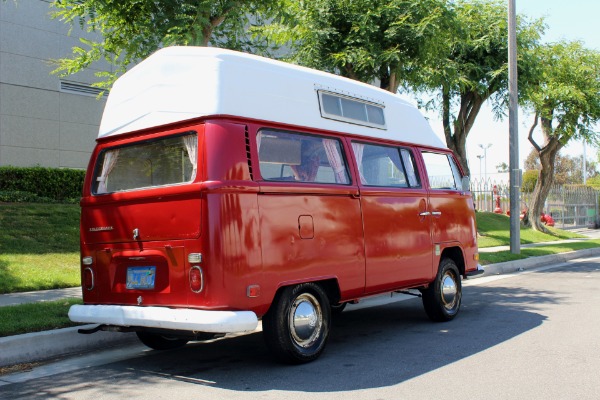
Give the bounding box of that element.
[0,166,85,203]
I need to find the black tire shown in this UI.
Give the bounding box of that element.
[262,283,331,364]
[422,258,462,322]
[136,331,189,350]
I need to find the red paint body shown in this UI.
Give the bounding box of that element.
[80,118,479,319]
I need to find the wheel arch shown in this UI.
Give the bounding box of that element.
[440,246,466,276]
[264,278,341,317]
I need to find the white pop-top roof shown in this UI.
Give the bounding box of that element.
[98,47,446,149]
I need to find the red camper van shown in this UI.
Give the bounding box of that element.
[69,47,481,364]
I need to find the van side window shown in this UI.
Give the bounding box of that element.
[421,152,462,190]
[352,142,421,188]
[257,130,349,184]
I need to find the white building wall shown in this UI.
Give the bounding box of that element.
[0,0,108,168]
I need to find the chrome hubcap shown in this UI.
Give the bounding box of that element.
[290,293,322,348]
[441,272,458,310]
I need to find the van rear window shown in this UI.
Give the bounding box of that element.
[257,130,349,184]
[92,132,197,194]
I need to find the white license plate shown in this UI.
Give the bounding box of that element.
[126,266,156,290]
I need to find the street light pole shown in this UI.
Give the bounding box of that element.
[478,143,492,182]
[479,143,492,212]
[508,0,521,254]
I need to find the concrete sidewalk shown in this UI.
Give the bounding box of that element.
[0,287,82,307]
[2,227,600,368]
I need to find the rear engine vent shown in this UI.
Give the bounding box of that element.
[244,126,254,180]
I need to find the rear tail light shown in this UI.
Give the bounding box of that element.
[189,266,204,293]
[83,267,95,291]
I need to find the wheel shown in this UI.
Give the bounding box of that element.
[136,331,189,350]
[262,283,331,364]
[422,258,462,322]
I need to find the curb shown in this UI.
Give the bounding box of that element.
[2,247,600,369]
[481,246,600,276]
[0,325,136,368]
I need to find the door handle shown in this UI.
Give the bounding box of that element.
[419,211,431,217]
[431,211,442,216]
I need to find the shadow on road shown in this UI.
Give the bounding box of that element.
[0,283,561,398]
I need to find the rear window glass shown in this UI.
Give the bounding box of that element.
[92,132,197,194]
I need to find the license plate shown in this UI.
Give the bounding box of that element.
[126,266,156,290]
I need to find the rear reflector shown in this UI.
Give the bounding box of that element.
[189,266,204,293]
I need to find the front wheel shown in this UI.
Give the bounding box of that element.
[136,331,189,350]
[422,258,462,322]
[262,283,331,364]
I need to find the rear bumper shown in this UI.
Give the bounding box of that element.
[69,304,258,333]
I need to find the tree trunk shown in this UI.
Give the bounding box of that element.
[528,136,562,232]
[441,89,486,177]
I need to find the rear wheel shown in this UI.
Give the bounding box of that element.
[136,331,189,350]
[422,258,462,322]
[262,283,331,364]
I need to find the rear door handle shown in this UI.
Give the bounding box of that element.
[419,211,431,217]
[431,211,442,216]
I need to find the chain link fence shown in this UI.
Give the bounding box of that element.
[470,178,600,229]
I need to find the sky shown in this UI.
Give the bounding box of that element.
[404,0,600,182]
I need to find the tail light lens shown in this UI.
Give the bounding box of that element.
[83,267,95,291]
[189,266,204,293]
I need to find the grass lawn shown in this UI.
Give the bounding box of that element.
[476,212,584,248]
[0,298,82,337]
[0,203,80,294]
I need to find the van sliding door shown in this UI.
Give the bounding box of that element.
[352,141,433,293]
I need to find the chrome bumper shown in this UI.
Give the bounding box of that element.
[69,304,258,333]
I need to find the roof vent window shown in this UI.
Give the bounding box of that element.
[318,91,386,129]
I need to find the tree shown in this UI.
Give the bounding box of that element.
[51,0,277,90]
[523,148,598,188]
[523,41,600,231]
[411,0,544,176]
[496,162,509,173]
[257,0,452,93]
[261,1,543,176]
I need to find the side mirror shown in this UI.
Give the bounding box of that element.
[461,176,471,192]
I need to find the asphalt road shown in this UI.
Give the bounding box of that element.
[2,256,600,400]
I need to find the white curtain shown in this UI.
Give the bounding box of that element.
[96,149,119,194]
[323,139,347,184]
[256,131,262,152]
[351,142,366,184]
[183,134,198,181]
[401,149,419,187]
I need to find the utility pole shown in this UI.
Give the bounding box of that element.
[508,0,521,254]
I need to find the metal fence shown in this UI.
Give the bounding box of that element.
[470,178,600,229]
